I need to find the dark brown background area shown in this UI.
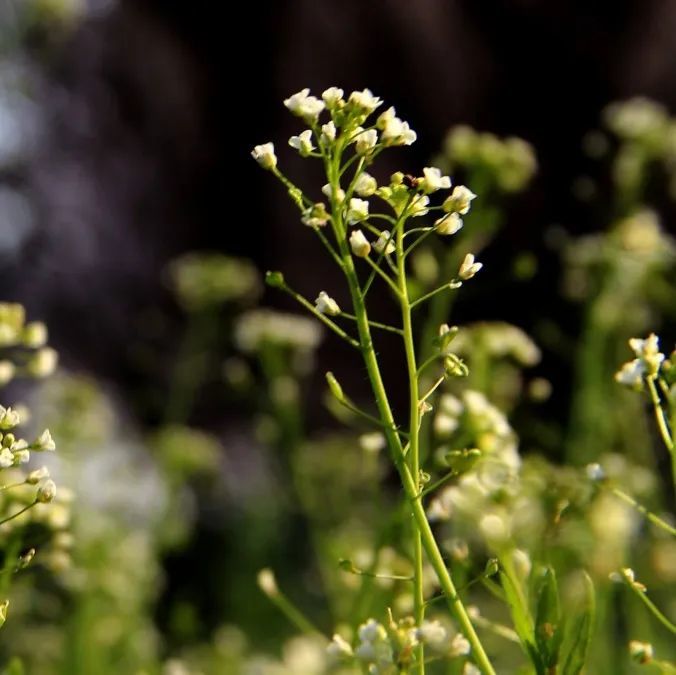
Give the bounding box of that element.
[6,0,676,410]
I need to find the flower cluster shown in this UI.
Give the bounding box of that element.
[615,333,668,388]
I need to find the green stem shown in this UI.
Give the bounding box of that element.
[0,501,37,527]
[328,150,495,675]
[622,577,676,635]
[340,312,403,336]
[646,376,676,485]
[410,280,461,310]
[610,487,676,537]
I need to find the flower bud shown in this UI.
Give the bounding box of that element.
[315,291,341,316]
[289,129,315,156]
[435,212,463,236]
[265,271,285,288]
[33,429,56,452]
[250,142,277,170]
[349,229,371,257]
[26,466,50,485]
[373,230,395,255]
[257,568,278,596]
[458,253,483,280]
[36,479,57,504]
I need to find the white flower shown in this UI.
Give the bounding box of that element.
[479,512,510,544]
[326,634,353,660]
[0,361,15,386]
[409,194,430,217]
[628,333,665,375]
[435,212,463,235]
[347,198,369,224]
[315,291,341,316]
[614,359,645,388]
[37,479,57,504]
[23,322,48,348]
[464,664,481,675]
[458,253,482,280]
[26,466,49,485]
[0,407,20,430]
[13,449,29,464]
[450,633,471,656]
[289,129,315,156]
[321,121,336,143]
[376,106,397,129]
[358,619,387,643]
[301,203,330,228]
[27,348,58,377]
[250,142,277,170]
[629,640,653,664]
[354,172,377,197]
[417,620,448,646]
[348,88,382,114]
[420,167,451,193]
[586,463,606,482]
[350,229,371,258]
[380,116,417,146]
[322,87,344,107]
[257,568,278,596]
[359,432,386,453]
[373,230,395,255]
[322,183,345,203]
[0,448,13,468]
[355,129,378,155]
[444,185,477,214]
[33,429,56,451]
[284,88,325,121]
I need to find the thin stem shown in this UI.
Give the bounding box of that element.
[329,145,495,675]
[646,376,676,484]
[404,227,436,259]
[0,501,37,527]
[420,377,445,404]
[265,587,326,638]
[610,487,676,537]
[363,255,403,297]
[314,226,344,268]
[621,578,676,635]
[278,283,360,349]
[340,312,403,336]
[418,469,457,500]
[410,280,461,310]
[416,353,443,378]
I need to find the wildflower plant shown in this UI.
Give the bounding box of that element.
[252,88,572,675]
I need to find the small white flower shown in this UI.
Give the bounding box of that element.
[0,448,13,468]
[450,633,471,656]
[26,466,49,485]
[322,87,344,107]
[250,142,277,170]
[321,121,336,143]
[0,361,15,386]
[417,620,448,647]
[27,348,58,377]
[629,640,653,664]
[33,429,56,451]
[315,291,341,316]
[358,619,387,643]
[0,407,20,430]
[614,359,645,388]
[435,212,463,235]
[380,116,417,146]
[289,129,315,156]
[586,463,606,482]
[322,183,345,203]
[347,198,369,224]
[409,194,430,217]
[36,479,57,504]
[464,664,481,675]
[373,230,395,255]
[301,203,330,228]
[349,229,371,258]
[355,129,378,156]
[23,322,48,348]
[479,512,510,544]
[284,88,325,121]
[13,449,29,464]
[628,333,664,375]
[326,634,353,660]
[458,253,482,280]
[376,106,397,129]
[420,167,451,193]
[443,185,477,214]
[354,172,377,197]
[348,88,382,114]
[359,432,386,453]
[257,568,278,596]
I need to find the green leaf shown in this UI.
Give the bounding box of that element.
[500,569,543,673]
[561,572,596,675]
[534,566,563,668]
[2,658,24,675]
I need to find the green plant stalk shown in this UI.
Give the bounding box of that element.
[646,376,676,485]
[327,151,495,675]
[610,486,676,537]
[397,215,426,674]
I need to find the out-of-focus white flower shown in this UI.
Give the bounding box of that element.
[327,634,353,660]
[355,172,377,197]
[629,640,653,664]
[373,230,395,255]
[33,429,55,451]
[479,512,510,544]
[458,253,482,280]
[284,89,325,121]
[315,291,341,316]
[251,142,277,170]
[350,230,371,257]
[450,633,471,656]
[27,348,58,377]
[322,87,344,107]
[614,359,645,388]
[355,129,378,155]
[443,185,477,214]
[359,432,386,453]
[586,463,606,482]
[257,568,278,596]
[347,198,369,224]
[464,664,481,675]
[348,89,382,114]
[26,466,50,485]
[359,619,387,643]
[416,620,448,647]
[23,322,48,348]
[0,361,15,386]
[0,407,20,430]
[420,167,451,193]
[0,448,13,468]
[289,129,315,156]
[435,212,463,235]
[37,479,57,504]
